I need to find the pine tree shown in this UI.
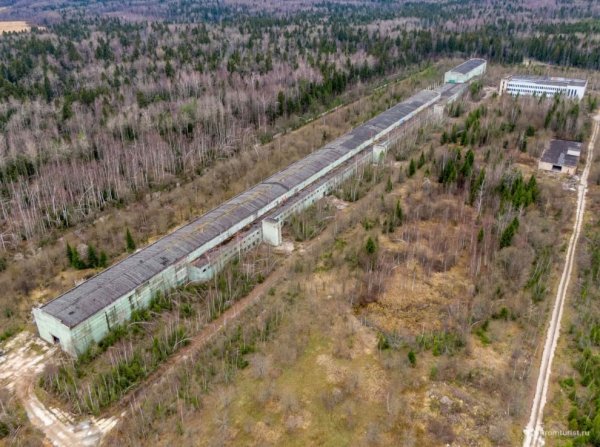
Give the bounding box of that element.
[66,243,74,266]
[408,159,416,177]
[395,200,403,225]
[385,176,393,193]
[87,244,99,268]
[365,237,377,255]
[126,228,136,253]
[99,251,108,268]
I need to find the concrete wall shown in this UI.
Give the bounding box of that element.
[32,308,76,356]
[538,160,576,175]
[190,227,262,282]
[444,62,487,84]
[35,260,189,356]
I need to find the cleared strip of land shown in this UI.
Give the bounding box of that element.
[523,111,600,447]
[0,21,30,33]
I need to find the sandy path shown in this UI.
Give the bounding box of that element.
[523,112,600,446]
[0,332,119,447]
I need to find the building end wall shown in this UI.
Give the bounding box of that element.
[33,307,77,356]
[372,144,388,163]
[262,218,282,246]
[538,160,576,175]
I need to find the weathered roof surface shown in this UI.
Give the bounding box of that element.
[40,88,439,329]
[448,58,486,75]
[438,83,467,101]
[541,139,582,167]
[507,75,587,88]
[41,181,287,328]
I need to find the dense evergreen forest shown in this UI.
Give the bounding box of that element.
[0,0,598,248]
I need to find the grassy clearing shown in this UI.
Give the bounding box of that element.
[0,21,30,33]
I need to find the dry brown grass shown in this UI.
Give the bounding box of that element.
[0,21,30,33]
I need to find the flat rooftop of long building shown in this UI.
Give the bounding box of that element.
[541,139,582,167]
[447,58,487,75]
[438,82,467,100]
[39,88,441,329]
[505,75,587,88]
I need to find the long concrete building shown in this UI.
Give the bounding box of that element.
[33,67,475,357]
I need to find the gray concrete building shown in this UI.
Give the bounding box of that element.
[538,139,582,175]
[444,59,487,84]
[33,69,474,357]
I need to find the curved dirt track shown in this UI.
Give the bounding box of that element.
[523,112,600,447]
[0,332,119,447]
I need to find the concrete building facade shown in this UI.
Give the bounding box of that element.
[538,139,582,175]
[33,67,477,357]
[499,75,587,100]
[444,59,487,84]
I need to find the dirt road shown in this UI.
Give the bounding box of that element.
[0,251,289,447]
[0,332,119,447]
[523,112,600,447]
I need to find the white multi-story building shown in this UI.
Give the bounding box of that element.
[499,75,587,100]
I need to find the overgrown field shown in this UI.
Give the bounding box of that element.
[99,81,595,445]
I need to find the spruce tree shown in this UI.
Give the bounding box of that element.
[408,350,417,367]
[385,176,393,193]
[500,217,520,249]
[99,251,108,268]
[395,200,403,225]
[126,228,136,253]
[418,151,426,168]
[365,237,377,255]
[87,244,99,268]
[66,243,74,266]
[408,159,416,177]
[71,246,84,269]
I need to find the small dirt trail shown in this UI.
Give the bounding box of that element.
[523,112,600,447]
[0,332,119,447]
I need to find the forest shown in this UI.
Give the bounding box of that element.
[0,1,598,252]
[0,0,599,445]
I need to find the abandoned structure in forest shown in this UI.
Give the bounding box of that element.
[538,139,582,175]
[443,58,487,84]
[33,62,480,357]
[499,75,587,100]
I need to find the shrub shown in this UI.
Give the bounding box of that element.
[408,350,417,367]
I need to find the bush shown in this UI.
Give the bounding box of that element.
[377,332,390,350]
[408,350,417,367]
[365,237,377,255]
[499,217,520,249]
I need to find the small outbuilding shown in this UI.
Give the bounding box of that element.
[538,139,582,175]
